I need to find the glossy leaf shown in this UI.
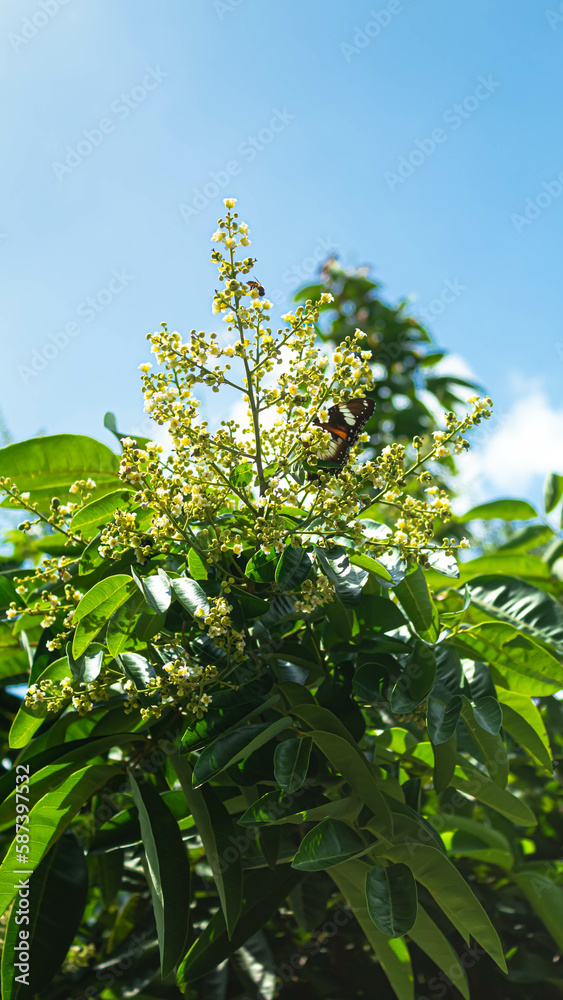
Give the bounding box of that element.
[107,589,146,657]
[449,622,563,695]
[0,434,121,510]
[466,575,563,651]
[66,641,104,683]
[0,763,121,913]
[274,736,312,793]
[394,566,439,642]
[116,652,157,690]
[460,697,508,788]
[365,862,417,937]
[330,860,415,1000]
[378,843,506,972]
[171,576,210,617]
[193,717,293,786]
[132,567,171,613]
[496,688,552,769]
[1,833,88,1000]
[70,488,133,539]
[129,773,190,976]
[292,818,366,871]
[275,546,314,589]
[72,575,135,658]
[427,695,462,745]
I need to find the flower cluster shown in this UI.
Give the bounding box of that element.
[1,199,494,729]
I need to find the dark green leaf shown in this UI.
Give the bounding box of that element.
[394,566,439,642]
[275,546,314,589]
[427,695,462,745]
[292,818,366,871]
[70,489,133,540]
[193,718,293,786]
[1,833,88,1000]
[128,773,190,977]
[473,695,503,735]
[274,736,312,793]
[466,575,563,651]
[116,652,157,690]
[365,863,417,938]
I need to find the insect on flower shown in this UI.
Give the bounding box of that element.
[310,397,375,472]
[247,277,265,297]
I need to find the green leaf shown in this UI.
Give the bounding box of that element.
[512,866,563,949]
[132,567,171,613]
[174,756,243,938]
[315,545,368,606]
[193,717,293,786]
[427,695,462,745]
[245,549,277,583]
[107,589,146,657]
[70,488,133,539]
[187,547,208,580]
[238,790,361,827]
[543,472,563,514]
[432,733,457,794]
[292,707,393,838]
[390,644,436,714]
[394,566,439,642]
[408,905,470,1000]
[426,550,460,578]
[365,863,417,938]
[377,843,506,972]
[458,498,538,522]
[66,641,104,683]
[330,860,415,1000]
[460,696,508,788]
[0,763,121,913]
[9,657,70,749]
[0,434,121,510]
[275,546,314,589]
[450,757,536,826]
[171,576,210,617]
[72,575,135,658]
[496,688,552,769]
[472,695,503,735]
[292,818,367,871]
[1,833,88,1000]
[466,575,563,651]
[449,622,563,695]
[179,866,303,984]
[274,736,312,793]
[129,772,190,977]
[0,575,18,610]
[117,652,157,690]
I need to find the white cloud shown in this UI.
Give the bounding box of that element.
[455,385,563,507]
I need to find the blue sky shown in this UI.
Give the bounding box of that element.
[1,0,563,506]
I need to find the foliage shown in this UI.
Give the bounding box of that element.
[0,201,561,1000]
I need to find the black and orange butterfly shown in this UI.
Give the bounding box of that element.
[311,397,375,471]
[247,278,265,297]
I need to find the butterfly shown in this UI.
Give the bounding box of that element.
[310,397,375,470]
[247,278,265,297]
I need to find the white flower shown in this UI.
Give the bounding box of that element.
[20,492,30,502]
[224,197,237,208]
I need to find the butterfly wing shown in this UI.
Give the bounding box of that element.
[312,398,375,466]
